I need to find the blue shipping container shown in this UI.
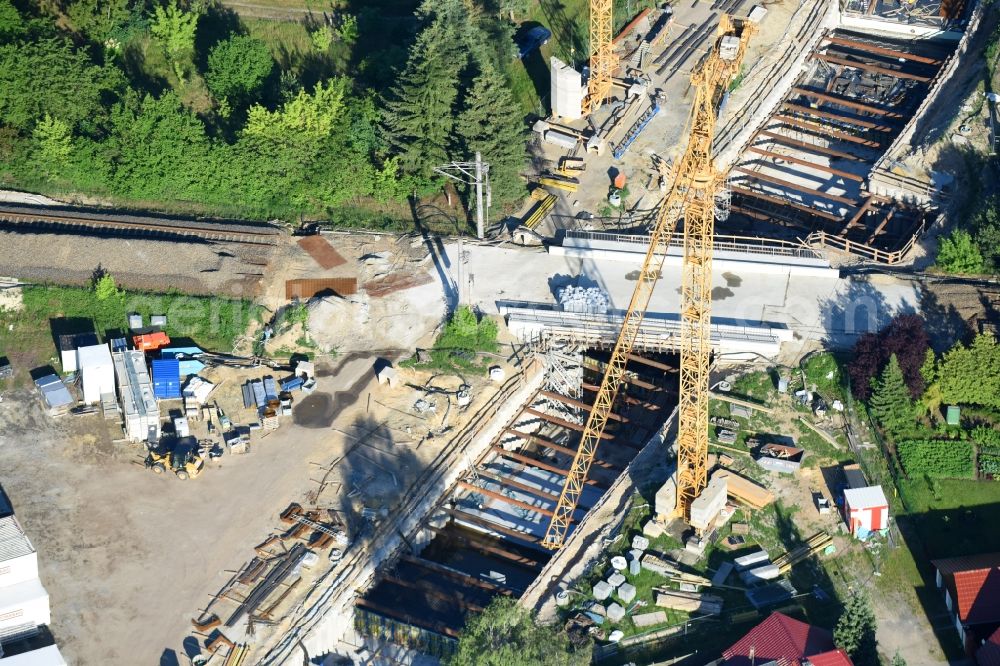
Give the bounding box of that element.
[152,359,181,399]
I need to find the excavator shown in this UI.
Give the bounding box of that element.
[543,16,756,550]
[146,442,205,480]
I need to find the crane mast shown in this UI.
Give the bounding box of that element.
[582,0,615,114]
[543,16,755,550]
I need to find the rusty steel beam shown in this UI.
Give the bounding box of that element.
[501,430,624,469]
[584,363,662,390]
[757,130,867,161]
[773,115,882,148]
[424,525,545,570]
[625,353,678,372]
[781,102,895,132]
[503,429,579,456]
[355,598,461,638]
[813,52,932,82]
[841,195,877,235]
[791,87,905,119]
[730,186,845,222]
[457,480,557,517]
[580,384,665,406]
[538,390,628,422]
[522,408,615,438]
[733,168,860,205]
[491,447,610,487]
[444,508,543,545]
[399,554,515,594]
[821,35,942,65]
[747,146,866,182]
[381,575,486,613]
[473,469,561,501]
[867,207,897,244]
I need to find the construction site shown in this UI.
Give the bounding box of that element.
[0,0,993,661]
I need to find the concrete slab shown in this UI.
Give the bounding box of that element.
[633,610,667,627]
[607,602,626,622]
[443,243,922,351]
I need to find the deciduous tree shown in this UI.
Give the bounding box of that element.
[448,597,590,666]
[66,0,137,42]
[848,314,928,400]
[0,38,122,132]
[32,114,73,177]
[936,228,985,274]
[205,35,274,105]
[150,0,199,77]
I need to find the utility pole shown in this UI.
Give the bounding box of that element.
[433,158,491,240]
[474,152,485,241]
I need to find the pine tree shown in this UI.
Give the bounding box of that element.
[870,354,913,440]
[382,1,468,190]
[891,650,907,666]
[455,64,526,208]
[920,347,937,385]
[834,593,879,666]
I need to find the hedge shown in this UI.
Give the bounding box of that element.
[898,440,974,478]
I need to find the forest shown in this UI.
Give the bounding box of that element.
[0,0,529,228]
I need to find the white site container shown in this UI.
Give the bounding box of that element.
[0,645,67,665]
[76,344,114,405]
[0,517,39,590]
[0,577,50,640]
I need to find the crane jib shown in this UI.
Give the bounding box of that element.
[543,16,757,550]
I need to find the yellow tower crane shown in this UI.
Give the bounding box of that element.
[582,0,616,114]
[542,16,756,550]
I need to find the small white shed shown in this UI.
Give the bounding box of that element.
[77,344,114,405]
[0,516,38,590]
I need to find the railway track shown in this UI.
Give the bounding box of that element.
[0,204,282,246]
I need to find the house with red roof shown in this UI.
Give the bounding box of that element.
[721,612,853,666]
[932,552,1000,657]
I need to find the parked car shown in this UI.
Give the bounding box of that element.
[514,26,551,59]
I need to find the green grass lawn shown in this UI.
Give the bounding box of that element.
[0,284,261,386]
[898,476,1000,557]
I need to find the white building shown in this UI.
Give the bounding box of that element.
[0,645,67,664]
[0,518,37,589]
[0,517,49,646]
[76,344,114,405]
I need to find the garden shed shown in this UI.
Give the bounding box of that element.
[842,485,889,539]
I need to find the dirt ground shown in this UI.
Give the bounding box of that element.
[0,323,517,665]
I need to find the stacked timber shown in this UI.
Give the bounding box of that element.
[654,587,724,615]
[641,552,680,576]
[712,469,774,509]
